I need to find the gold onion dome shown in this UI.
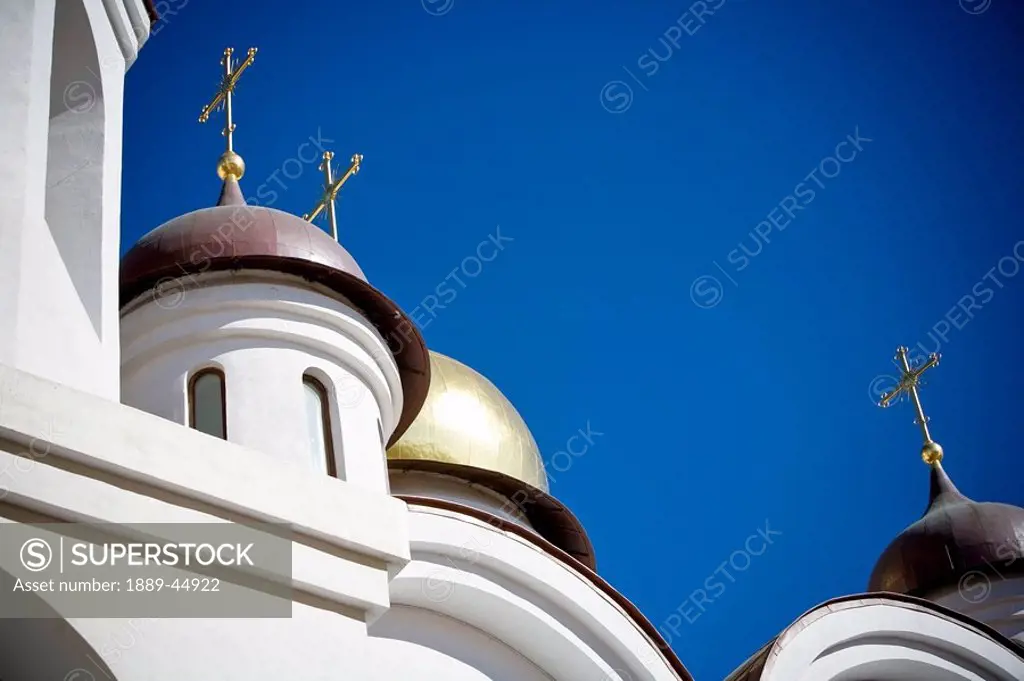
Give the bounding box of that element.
[387,351,595,569]
[388,351,548,491]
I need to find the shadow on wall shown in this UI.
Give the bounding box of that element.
[47,0,106,340]
[369,604,551,681]
[0,567,120,680]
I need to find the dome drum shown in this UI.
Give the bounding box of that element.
[119,193,429,445]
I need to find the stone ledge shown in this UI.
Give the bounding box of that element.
[0,448,393,620]
[0,363,411,567]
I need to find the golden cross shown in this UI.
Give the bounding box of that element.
[878,346,944,464]
[303,151,363,241]
[198,47,257,162]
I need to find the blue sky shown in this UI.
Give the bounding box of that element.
[122,1,1024,678]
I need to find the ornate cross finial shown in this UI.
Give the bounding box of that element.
[303,152,363,241]
[878,346,943,465]
[198,47,258,180]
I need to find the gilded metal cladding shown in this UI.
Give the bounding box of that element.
[387,351,549,492]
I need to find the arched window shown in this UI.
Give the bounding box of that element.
[303,375,337,477]
[188,369,226,439]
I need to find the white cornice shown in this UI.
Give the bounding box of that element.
[98,0,149,68]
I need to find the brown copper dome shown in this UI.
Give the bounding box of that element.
[120,178,430,445]
[868,462,1024,596]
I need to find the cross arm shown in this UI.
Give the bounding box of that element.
[225,48,257,90]
[303,198,328,223]
[198,48,257,123]
[878,385,903,408]
[911,353,940,378]
[304,154,362,222]
[327,155,362,200]
[198,91,225,123]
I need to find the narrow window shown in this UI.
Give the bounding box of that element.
[188,369,226,439]
[303,376,337,476]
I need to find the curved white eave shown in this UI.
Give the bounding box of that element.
[760,597,1024,681]
[388,505,685,681]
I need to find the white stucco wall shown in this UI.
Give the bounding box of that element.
[71,603,562,681]
[0,0,56,371]
[64,601,556,681]
[121,276,401,493]
[0,0,146,401]
[370,605,553,681]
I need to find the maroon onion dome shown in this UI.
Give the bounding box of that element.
[868,462,1024,596]
[120,178,430,445]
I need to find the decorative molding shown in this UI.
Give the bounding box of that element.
[99,0,149,67]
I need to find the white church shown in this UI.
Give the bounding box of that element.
[1,2,1022,679]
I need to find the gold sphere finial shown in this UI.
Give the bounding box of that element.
[921,440,944,465]
[217,150,245,180]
